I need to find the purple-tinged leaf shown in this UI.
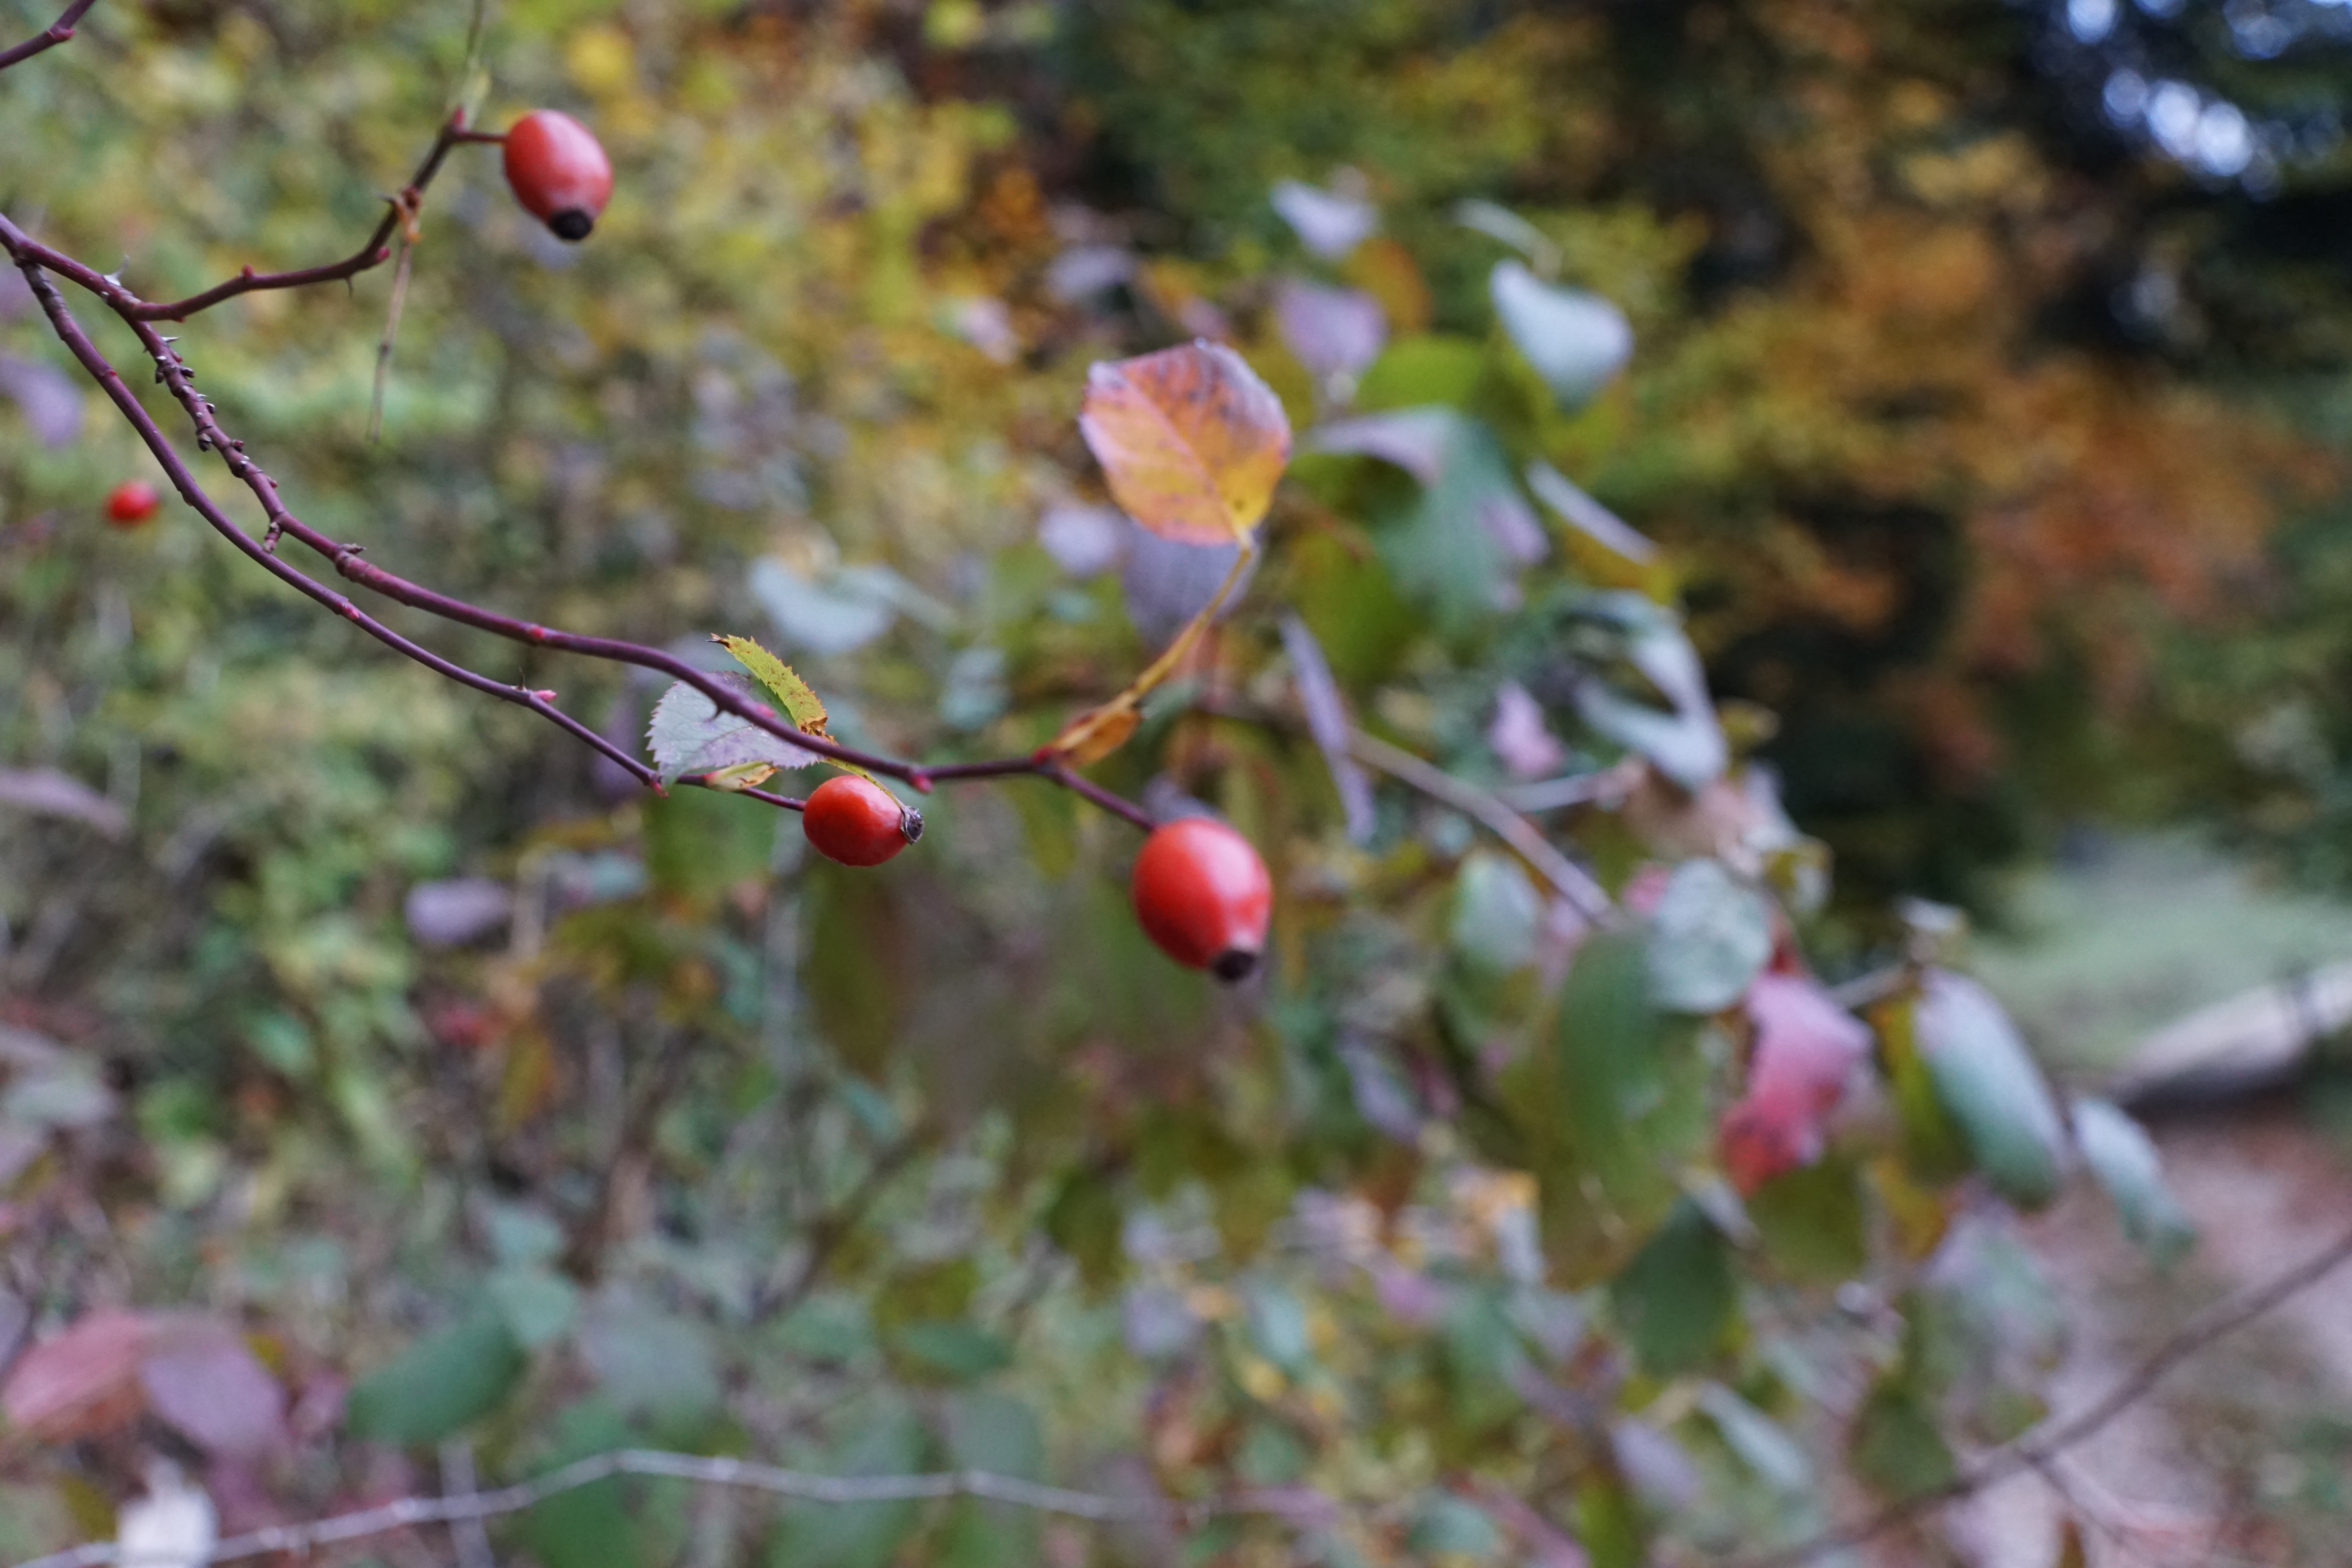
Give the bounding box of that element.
[0,766,128,837]
[139,1316,286,1461]
[1475,487,1546,564]
[1,1309,148,1441]
[1270,176,1376,259]
[1526,460,1658,567]
[1044,245,1134,302]
[1490,260,1633,409]
[1272,279,1387,386]
[1279,614,1375,842]
[1308,408,1455,485]
[1037,503,1127,579]
[0,355,81,447]
[403,878,512,949]
[1118,520,1257,647]
[1489,681,1567,780]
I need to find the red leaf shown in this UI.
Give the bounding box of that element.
[1,1308,148,1441]
[1720,973,1873,1193]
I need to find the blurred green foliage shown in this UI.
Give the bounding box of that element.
[0,0,2346,1562]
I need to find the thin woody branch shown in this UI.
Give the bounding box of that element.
[2,243,660,795]
[127,114,488,321]
[0,0,96,73]
[1730,1219,2352,1568]
[6,1449,1346,1568]
[0,187,1162,829]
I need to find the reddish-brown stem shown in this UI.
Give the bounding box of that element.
[5,247,656,791]
[0,83,1164,836]
[1035,760,1158,832]
[122,113,479,320]
[682,777,807,813]
[0,0,96,72]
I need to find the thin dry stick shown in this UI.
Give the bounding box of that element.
[1730,1220,2352,1568]
[1343,728,1613,922]
[7,1449,1343,1568]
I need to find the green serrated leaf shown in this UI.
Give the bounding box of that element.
[715,634,830,733]
[646,673,820,785]
[345,1303,525,1446]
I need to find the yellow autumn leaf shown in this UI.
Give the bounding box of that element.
[1079,341,1292,547]
[1049,698,1142,768]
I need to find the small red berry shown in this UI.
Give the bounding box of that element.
[804,775,922,867]
[1131,817,1272,982]
[502,110,613,242]
[104,479,159,526]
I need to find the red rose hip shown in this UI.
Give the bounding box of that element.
[803,775,921,867]
[502,109,613,242]
[105,479,159,526]
[1131,817,1272,981]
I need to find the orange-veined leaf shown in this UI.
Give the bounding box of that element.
[1079,341,1291,547]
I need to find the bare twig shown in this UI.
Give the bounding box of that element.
[6,1448,1342,1568]
[1730,1220,2352,1568]
[0,147,1163,831]
[123,114,480,321]
[1497,763,1635,814]
[2,245,662,793]
[0,0,96,73]
[1342,728,1613,923]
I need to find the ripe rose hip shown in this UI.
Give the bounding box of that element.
[502,109,613,242]
[1131,817,1272,982]
[105,479,159,526]
[803,775,922,867]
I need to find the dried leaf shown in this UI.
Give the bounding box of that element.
[1,1309,148,1442]
[1080,342,1292,547]
[1049,699,1141,768]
